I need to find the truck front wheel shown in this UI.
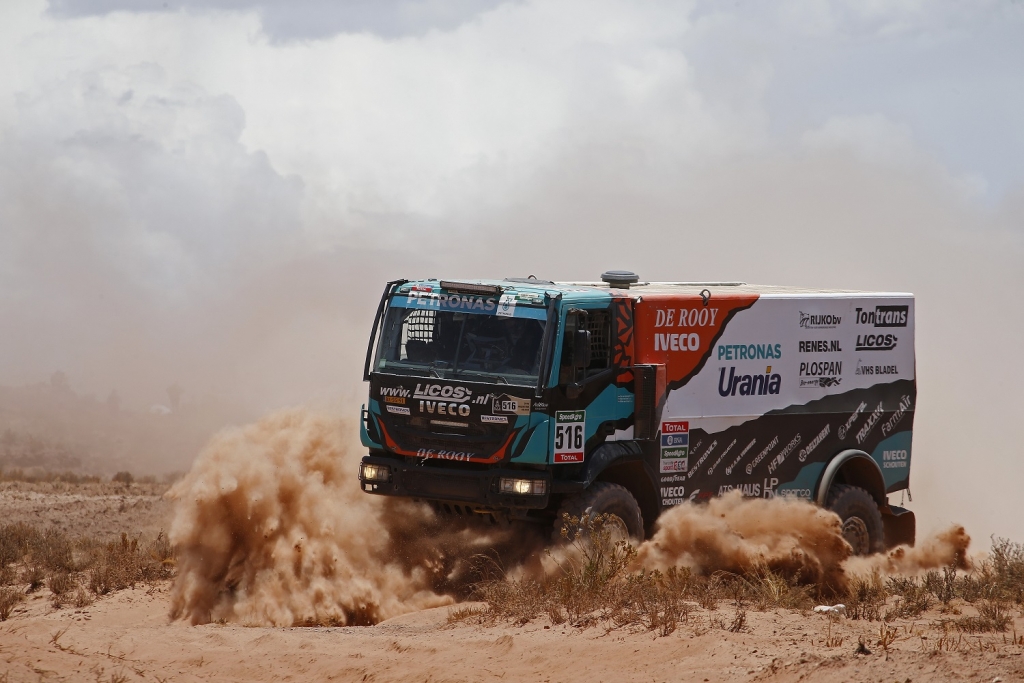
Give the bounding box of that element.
[552,482,645,544]
[827,484,884,555]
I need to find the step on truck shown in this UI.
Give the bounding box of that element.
[358,272,916,554]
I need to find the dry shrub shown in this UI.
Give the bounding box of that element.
[952,599,1013,633]
[22,564,45,592]
[0,586,23,620]
[29,527,77,574]
[478,517,729,633]
[845,573,887,621]
[112,471,134,485]
[990,537,1024,604]
[742,565,814,611]
[884,576,931,619]
[0,522,37,568]
[48,571,76,597]
[89,533,172,595]
[445,605,486,626]
[71,587,93,608]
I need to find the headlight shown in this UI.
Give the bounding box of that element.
[499,477,546,496]
[359,463,390,482]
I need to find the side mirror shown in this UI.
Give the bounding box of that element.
[573,329,592,369]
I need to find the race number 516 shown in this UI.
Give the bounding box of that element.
[554,411,585,463]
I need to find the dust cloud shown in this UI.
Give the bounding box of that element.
[167,408,544,626]
[634,490,852,591]
[632,490,974,592]
[846,525,972,577]
[167,407,978,626]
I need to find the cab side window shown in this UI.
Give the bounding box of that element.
[559,309,612,383]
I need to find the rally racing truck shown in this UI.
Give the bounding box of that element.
[358,272,916,554]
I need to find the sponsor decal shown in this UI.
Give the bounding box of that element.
[380,386,411,399]
[554,410,586,463]
[798,424,830,462]
[386,405,411,416]
[718,366,782,396]
[480,415,509,424]
[660,485,686,506]
[719,479,778,498]
[408,290,498,312]
[855,401,885,445]
[765,434,802,475]
[418,400,472,417]
[654,308,720,328]
[533,401,549,410]
[799,361,842,376]
[655,333,700,352]
[838,401,868,440]
[855,305,909,328]
[720,482,760,497]
[798,361,842,389]
[717,343,781,361]
[659,420,689,473]
[662,421,689,434]
[691,438,735,479]
[799,340,842,353]
[706,439,738,476]
[777,488,813,500]
[855,360,899,375]
[725,439,757,476]
[414,383,472,402]
[496,293,517,318]
[383,396,407,405]
[799,312,842,329]
[882,449,909,469]
[881,395,913,436]
[660,474,686,483]
[416,448,475,462]
[617,394,634,403]
[745,436,780,475]
[800,377,841,388]
[493,394,531,416]
[855,333,898,351]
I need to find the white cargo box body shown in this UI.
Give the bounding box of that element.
[631,285,915,506]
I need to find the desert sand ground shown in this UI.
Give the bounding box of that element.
[2,481,1022,682]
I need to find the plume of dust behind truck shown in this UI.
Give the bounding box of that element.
[356,271,916,555]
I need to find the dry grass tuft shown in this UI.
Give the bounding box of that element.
[0,522,175,616]
[0,586,22,620]
[474,513,823,634]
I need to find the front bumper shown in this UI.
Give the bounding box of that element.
[358,455,551,510]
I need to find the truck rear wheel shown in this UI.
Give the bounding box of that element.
[552,482,644,544]
[827,484,884,555]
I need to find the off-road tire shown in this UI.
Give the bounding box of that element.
[827,484,885,555]
[552,482,644,543]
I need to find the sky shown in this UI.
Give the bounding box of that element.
[0,0,1022,540]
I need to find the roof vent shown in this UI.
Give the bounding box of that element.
[601,270,639,289]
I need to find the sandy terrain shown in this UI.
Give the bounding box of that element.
[0,481,172,540]
[2,479,1023,682]
[3,587,1023,682]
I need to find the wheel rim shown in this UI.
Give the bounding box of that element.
[842,516,871,555]
[603,514,631,544]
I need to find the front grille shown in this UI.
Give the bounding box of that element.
[391,424,509,457]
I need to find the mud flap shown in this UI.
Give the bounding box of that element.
[883,505,916,549]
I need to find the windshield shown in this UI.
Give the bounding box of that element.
[373,297,547,385]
